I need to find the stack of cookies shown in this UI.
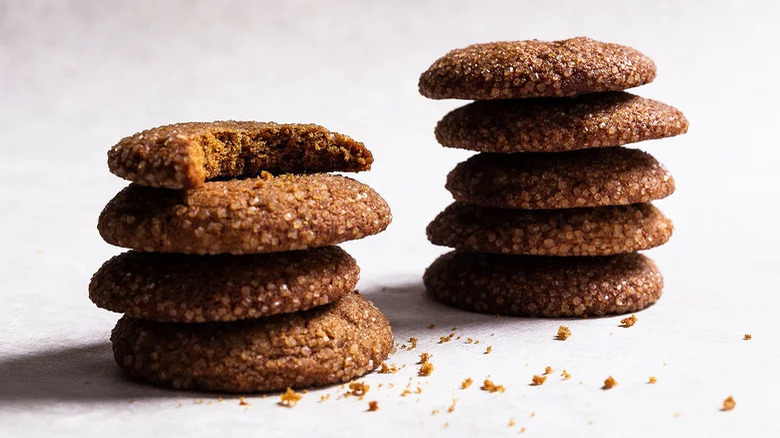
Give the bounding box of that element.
[90,121,393,392]
[419,37,688,317]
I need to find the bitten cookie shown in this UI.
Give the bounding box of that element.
[89,247,358,322]
[111,291,393,392]
[435,92,688,153]
[446,148,674,209]
[98,173,392,254]
[424,251,663,317]
[427,202,672,256]
[419,37,656,100]
[108,121,373,189]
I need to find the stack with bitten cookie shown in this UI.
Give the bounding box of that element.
[419,37,688,317]
[90,121,393,392]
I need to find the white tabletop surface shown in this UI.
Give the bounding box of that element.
[2,1,779,437]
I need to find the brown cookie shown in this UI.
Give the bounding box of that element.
[98,173,392,254]
[446,148,674,209]
[419,37,655,100]
[427,202,672,256]
[108,121,373,189]
[89,247,358,323]
[435,92,688,153]
[111,291,393,392]
[424,251,662,317]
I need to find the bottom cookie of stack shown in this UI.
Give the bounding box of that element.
[423,251,663,317]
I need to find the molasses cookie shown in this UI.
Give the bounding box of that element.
[427,202,672,256]
[435,92,688,153]
[98,173,392,254]
[424,251,662,317]
[111,291,394,392]
[446,148,674,209]
[89,246,358,322]
[419,37,656,100]
[108,121,373,189]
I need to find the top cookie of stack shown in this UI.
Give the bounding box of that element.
[419,37,688,317]
[91,121,393,393]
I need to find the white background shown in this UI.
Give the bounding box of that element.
[2,1,779,436]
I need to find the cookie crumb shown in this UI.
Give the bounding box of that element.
[367,401,379,412]
[439,333,455,343]
[620,315,638,327]
[279,387,302,407]
[461,377,473,389]
[466,338,474,344]
[557,325,571,340]
[320,394,331,401]
[428,324,436,329]
[530,412,535,417]
[379,362,398,374]
[447,398,457,413]
[723,396,736,411]
[531,375,546,386]
[508,417,516,427]
[744,334,752,340]
[481,379,506,393]
[674,412,681,418]
[484,346,492,354]
[562,370,571,380]
[420,361,434,376]
[238,396,251,406]
[602,376,617,390]
[419,352,432,364]
[520,427,526,433]
[408,337,418,350]
[544,366,552,375]
[648,376,657,384]
[400,389,412,397]
[348,381,370,397]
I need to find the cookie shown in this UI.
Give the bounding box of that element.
[98,173,392,254]
[111,291,393,392]
[424,251,662,317]
[89,246,358,323]
[427,202,672,256]
[108,121,373,189]
[446,148,674,209]
[419,37,655,100]
[435,92,688,153]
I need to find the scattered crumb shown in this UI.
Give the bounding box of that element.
[466,338,474,344]
[602,376,617,390]
[481,379,506,393]
[744,334,752,340]
[508,417,516,427]
[544,366,553,375]
[348,381,370,397]
[408,337,418,350]
[367,401,379,412]
[649,376,657,384]
[484,346,492,354]
[663,362,667,367]
[320,394,331,401]
[520,427,526,433]
[620,315,638,328]
[239,396,251,406]
[531,375,547,386]
[557,325,571,340]
[475,340,480,344]
[530,412,535,417]
[218,397,223,403]
[461,378,473,389]
[177,403,182,408]
[439,333,455,343]
[416,386,423,394]
[447,398,457,413]
[401,389,412,397]
[451,327,457,331]
[444,422,449,428]
[428,324,436,329]
[419,352,432,364]
[456,336,461,340]
[279,387,302,407]
[432,409,440,415]
[562,370,571,380]
[379,362,398,374]
[419,362,434,377]
[723,396,736,411]
[490,333,495,336]
[674,412,681,418]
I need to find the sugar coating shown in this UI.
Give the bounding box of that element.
[424,251,663,317]
[435,92,688,153]
[89,247,358,322]
[108,121,373,189]
[419,37,656,100]
[111,292,393,393]
[427,202,672,256]
[98,173,392,254]
[447,148,674,209]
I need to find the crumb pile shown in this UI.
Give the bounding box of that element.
[90,121,393,392]
[420,37,687,316]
